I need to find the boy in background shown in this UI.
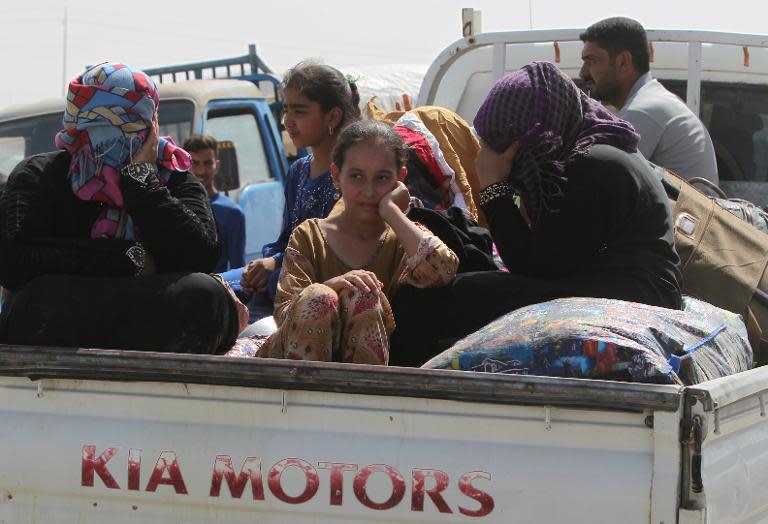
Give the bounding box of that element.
[184,135,246,272]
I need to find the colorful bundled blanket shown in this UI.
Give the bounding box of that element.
[421,296,752,385]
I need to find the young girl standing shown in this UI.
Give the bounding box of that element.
[240,61,361,301]
[257,121,459,365]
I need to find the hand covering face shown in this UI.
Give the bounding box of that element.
[54,62,191,238]
[473,61,639,226]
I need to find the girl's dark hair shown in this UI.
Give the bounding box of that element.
[283,61,362,134]
[332,120,407,170]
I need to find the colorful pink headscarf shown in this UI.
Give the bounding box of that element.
[55,62,191,239]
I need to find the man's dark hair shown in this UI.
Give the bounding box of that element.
[183,134,218,155]
[580,17,650,74]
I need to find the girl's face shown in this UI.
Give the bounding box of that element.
[282,87,341,149]
[331,139,404,221]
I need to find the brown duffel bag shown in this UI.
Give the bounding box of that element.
[662,170,768,366]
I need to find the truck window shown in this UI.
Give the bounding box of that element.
[157,100,195,147]
[658,80,768,183]
[205,108,272,186]
[0,112,63,172]
[0,100,194,176]
[0,136,26,178]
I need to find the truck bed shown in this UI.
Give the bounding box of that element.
[2,344,766,522]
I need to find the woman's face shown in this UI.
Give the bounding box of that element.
[332,139,401,221]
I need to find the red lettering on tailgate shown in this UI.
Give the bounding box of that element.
[317,462,357,506]
[268,458,319,504]
[79,443,496,516]
[353,464,406,510]
[209,455,265,500]
[81,445,120,489]
[145,451,188,494]
[458,471,494,517]
[412,469,452,513]
[128,448,141,491]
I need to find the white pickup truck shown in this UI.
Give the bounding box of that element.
[2,21,768,524]
[417,12,768,205]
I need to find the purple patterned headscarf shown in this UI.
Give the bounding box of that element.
[473,61,639,226]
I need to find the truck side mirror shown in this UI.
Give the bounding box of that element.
[214,140,240,191]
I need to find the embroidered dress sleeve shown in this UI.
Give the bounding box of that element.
[0,153,136,289]
[399,223,458,288]
[272,227,318,327]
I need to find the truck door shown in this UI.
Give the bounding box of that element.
[203,101,287,262]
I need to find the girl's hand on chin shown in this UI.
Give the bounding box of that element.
[378,182,411,217]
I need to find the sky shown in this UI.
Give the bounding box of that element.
[1,0,767,107]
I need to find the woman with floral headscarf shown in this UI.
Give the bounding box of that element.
[389,61,682,367]
[0,62,244,354]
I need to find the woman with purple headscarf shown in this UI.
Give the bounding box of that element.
[389,61,682,367]
[0,62,244,354]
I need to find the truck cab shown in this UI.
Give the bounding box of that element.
[417,18,768,206]
[0,60,289,263]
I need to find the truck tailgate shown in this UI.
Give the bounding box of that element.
[0,345,683,523]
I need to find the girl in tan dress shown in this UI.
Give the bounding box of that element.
[257,120,459,365]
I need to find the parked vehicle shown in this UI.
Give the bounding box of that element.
[417,11,768,206]
[1,22,768,524]
[0,46,289,262]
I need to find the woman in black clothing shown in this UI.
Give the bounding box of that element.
[0,62,241,354]
[389,61,682,366]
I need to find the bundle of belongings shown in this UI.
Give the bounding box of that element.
[421,296,752,386]
[368,100,488,227]
[663,171,768,367]
[368,102,500,273]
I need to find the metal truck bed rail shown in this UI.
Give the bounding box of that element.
[143,44,274,83]
[418,28,768,117]
[0,344,682,412]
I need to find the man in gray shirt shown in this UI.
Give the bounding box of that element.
[579,17,719,185]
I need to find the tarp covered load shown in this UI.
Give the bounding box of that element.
[422,296,752,385]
